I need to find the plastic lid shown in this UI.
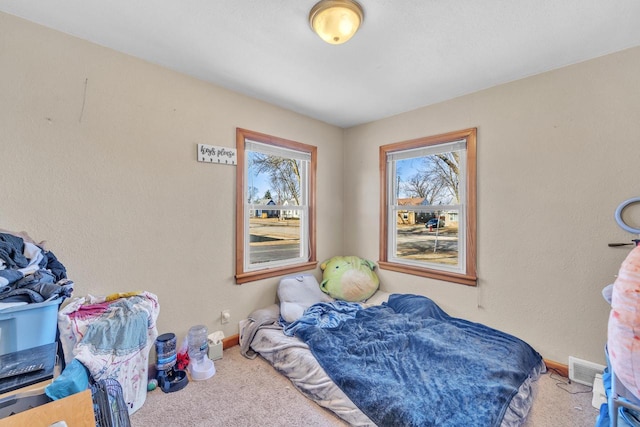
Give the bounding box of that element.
[157,333,176,342]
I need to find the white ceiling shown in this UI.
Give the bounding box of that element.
[2,1,640,128]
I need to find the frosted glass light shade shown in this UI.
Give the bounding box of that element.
[309,0,364,45]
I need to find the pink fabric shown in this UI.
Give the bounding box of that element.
[608,246,640,400]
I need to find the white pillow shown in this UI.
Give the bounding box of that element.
[278,274,334,323]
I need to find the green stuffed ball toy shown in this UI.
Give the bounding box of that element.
[320,256,379,302]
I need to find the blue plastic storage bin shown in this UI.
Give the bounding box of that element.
[0,298,62,355]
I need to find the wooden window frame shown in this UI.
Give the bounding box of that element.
[378,128,477,286]
[235,128,317,284]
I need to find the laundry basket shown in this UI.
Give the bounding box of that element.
[90,378,131,427]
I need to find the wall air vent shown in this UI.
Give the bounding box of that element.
[568,356,606,386]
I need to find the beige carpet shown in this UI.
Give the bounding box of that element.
[131,346,600,427]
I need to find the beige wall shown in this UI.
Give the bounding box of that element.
[2,11,639,366]
[344,46,640,365]
[0,13,344,343]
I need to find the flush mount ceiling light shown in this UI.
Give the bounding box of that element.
[309,0,364,45]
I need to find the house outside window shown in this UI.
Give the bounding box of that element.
[379,128,477,286]
[235,128,317,284]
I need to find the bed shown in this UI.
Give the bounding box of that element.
[240,281,544,427]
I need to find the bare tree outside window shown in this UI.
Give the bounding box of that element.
[430,152,460,203]
[250,153,302,205]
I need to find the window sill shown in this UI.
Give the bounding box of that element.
[378,261,477,286]
[235,261,318,284]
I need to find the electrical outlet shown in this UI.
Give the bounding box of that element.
[221,309,231,324]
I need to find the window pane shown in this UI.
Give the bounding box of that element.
[393,149,463,271]
[395,151,462,206]
[249,211,302,266]
[247,152,303,206]
[394,209,459,268]
[246,149,306,268]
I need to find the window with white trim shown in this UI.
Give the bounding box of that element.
[379,128,477,286]
[235,128,317,284]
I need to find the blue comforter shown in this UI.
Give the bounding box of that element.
[293,294,542,427]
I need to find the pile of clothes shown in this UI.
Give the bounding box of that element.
[0,231,74,304]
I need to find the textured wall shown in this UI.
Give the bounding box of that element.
[0,12,344,344]
[344,46,640,365]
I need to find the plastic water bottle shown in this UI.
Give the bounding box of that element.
[187,325,209,364]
